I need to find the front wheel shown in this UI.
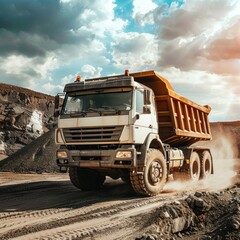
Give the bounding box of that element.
[69,167,106,191]
[130,149,167,196]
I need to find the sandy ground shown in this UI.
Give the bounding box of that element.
[0,169,239,240]
[0,172,68,186]
[0,172,188,240]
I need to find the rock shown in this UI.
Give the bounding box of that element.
[174,200,181,205]
[172,215,192,233]
[161,211,170,218]
[15,113,30,129]
[202,236,212,240]
[172,217,185,233]
[194,192,203,197]
[177,232,182,238]
[195,198,204,208]
[168,208,179,219]
[186,195,211,213]
[186,195,195,209]
[151,234,158,239]
[146,235,155,240]
[232,223,239,230]
[135,234,155,240]
[230,218,240,230]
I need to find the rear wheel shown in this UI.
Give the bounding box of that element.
[69,167,105,191]
[130,149,167,196]
[200,150,212,179]
[189,151,201,181]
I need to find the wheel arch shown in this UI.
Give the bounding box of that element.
[140,133,166,166]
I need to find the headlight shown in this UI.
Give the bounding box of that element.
[116,151,132,159]
[57,151,68,158]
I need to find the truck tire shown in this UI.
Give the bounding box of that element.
[130,149,167,196]
[69,167,106,191]
[200,150,212,179]
[189,151,201,181]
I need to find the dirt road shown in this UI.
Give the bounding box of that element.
[0,172,186,240]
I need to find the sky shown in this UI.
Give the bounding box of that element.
[0,0,239,122]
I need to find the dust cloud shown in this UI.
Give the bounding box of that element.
[164,129,238,193]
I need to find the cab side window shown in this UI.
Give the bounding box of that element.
[136,89,144,113]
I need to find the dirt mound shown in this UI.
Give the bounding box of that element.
[135,184,240,240]
[0,129,58,173]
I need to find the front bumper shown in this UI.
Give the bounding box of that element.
[56,147,137,169]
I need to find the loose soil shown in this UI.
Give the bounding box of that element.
[0,172,239,240]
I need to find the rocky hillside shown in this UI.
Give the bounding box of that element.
[0,83,55,158]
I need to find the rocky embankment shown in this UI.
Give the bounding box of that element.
[0,83,55,158]
[135,184,240,240]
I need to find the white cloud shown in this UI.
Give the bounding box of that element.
[42,83,63,94]
[158,67,240,121]
[132,0,157,17]
[76,0,127,38]
[80,65,102,79]
[0,55,32,75]
[0,0,125,92]
[155,0,240,73]
[0,54,58,78]
[61,64,103,86]
[132,0,160,25]
[111,32,158,71]
[62,74,75,85]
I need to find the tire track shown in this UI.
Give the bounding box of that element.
[0,193,184,240]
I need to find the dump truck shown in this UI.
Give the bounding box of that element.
[54,70,213,196]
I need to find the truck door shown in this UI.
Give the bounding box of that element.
[133,88,157,144]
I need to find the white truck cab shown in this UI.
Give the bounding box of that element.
[55,70,213,196]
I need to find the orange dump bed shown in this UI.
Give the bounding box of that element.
[131,71,212,147]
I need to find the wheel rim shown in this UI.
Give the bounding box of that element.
[192,160,199,179]
[149,160,163,185]
[205,159,211,174]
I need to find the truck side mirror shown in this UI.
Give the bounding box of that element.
[54,110,60,118]
[55,95,60,110]
[144,90,151,105]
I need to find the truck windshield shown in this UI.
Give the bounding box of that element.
[61,88,132,116]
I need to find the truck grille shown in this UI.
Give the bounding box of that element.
[63,126,123,143]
